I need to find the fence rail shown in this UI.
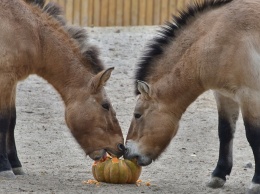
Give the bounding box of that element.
[46,0,194,26]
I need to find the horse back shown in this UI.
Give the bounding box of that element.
[194,0,260,95]
[0,0,41,80]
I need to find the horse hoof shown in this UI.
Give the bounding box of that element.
[0,170,16,179]
[12,167,25,175]
[206,176,226,188]
[246,183,260,194]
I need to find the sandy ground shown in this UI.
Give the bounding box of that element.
[0,26,255,194]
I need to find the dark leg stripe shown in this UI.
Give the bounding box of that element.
[0,111,12,171]
[244,121,260,184]
[7,108,22,168]
[212,117,235,180]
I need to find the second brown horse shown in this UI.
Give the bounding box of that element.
[124,0,260,193]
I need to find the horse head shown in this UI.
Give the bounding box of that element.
[124,81,179,166]
[65,68,124,161]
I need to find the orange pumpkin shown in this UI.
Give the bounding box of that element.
[92,155,142,184]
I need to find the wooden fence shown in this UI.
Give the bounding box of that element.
[46,0,194,27]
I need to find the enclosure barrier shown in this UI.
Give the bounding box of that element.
[46,0,198,26]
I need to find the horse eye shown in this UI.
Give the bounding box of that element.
[134,113,141,119]
[102,103,110,110]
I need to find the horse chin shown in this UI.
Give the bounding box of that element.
[105,148,124,158]
[88,149,106,161]
[136,155,153,166]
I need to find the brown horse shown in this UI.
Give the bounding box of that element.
[0,0,124,179]
[124,0,260,193]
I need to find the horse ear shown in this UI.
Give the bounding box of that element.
[91,67,114,92]
[137,80,151,98]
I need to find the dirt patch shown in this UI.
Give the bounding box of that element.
[0,26,254,194]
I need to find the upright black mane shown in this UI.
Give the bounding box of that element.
[135,0,233,94]
[25,0,104,74]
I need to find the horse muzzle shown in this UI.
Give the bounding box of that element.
[105,143,125,158]
[89,149,106,161]
[124,142,152,166]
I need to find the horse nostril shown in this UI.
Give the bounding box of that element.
[117,143,125,152]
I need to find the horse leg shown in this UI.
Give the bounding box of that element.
[240,94,260,194]
[0,81,16,179]
[0,111,15,179]
[207,92,239,188]
[6,86,24,175]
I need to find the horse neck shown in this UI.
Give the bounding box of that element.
[34,24,92,105]
[154,68,204,119]
[149,29,206,118]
